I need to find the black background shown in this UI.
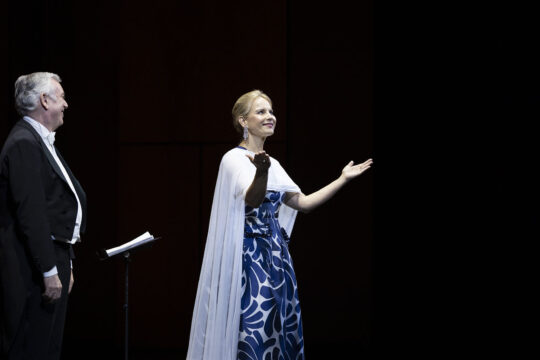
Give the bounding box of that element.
[2,0,537,359]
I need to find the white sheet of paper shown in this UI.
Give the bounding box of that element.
[105,231,154,257]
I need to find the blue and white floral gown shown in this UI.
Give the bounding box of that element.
[238,190,305,360]
[187,147,301,360]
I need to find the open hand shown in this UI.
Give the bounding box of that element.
[246,151,271,171]
[341,158,373,181]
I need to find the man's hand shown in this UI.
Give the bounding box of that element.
[43,274,62,302]
[69,270,74,294]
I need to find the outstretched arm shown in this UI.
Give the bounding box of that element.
[285,158,373,213]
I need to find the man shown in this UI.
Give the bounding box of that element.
[0,72,87,360]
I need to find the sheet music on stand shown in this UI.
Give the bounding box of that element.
[98,231,158,259]
[97,231,159,360]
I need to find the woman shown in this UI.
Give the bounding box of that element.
[187,90,372,360]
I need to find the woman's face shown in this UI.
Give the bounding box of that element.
[242,97,276,139]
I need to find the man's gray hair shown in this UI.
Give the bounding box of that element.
[14,72,62,116]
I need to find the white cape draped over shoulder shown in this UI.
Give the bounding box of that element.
[186,147,301,360]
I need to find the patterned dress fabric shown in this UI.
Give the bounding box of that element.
[238,191,305,360]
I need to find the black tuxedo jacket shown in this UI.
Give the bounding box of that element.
[0,119,87,354]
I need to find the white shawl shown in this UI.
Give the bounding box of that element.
[186,147,301,360]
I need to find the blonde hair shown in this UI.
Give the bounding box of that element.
[231,89,272,134]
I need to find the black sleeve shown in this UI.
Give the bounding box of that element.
[8,139,56,273]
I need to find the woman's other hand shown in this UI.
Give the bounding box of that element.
[247,151,271,172]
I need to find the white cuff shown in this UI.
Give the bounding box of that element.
[43,266,58,277]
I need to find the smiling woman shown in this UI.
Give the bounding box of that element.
[186,89,372,360]
[233,90,276,144]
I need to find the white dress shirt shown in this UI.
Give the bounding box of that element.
[23,116,82,276]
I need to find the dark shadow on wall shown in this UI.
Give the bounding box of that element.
[3,0,374,359]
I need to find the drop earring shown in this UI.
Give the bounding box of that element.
[243,126,248,141]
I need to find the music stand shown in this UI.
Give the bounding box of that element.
[97,233,160,360]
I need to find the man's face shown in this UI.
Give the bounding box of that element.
[45,79,68,131]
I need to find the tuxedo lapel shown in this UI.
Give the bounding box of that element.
[16,120,69,185]
[54,147,86,203]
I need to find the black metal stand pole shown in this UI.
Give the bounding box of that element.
[124,251,130,360]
